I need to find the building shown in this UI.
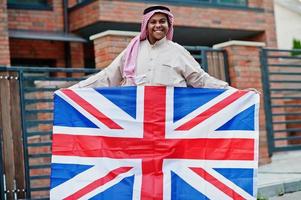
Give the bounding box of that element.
[274,0,301,49]
[0,0,279,198]
[1,0,277,68]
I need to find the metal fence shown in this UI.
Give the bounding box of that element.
[0,128,5,199]
[261,48,301,155]
[185,46,230,83]
[0,47,228,199]
[0,67,99,200]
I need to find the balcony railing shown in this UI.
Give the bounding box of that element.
[140,0,247,7]
[72,0,251,10]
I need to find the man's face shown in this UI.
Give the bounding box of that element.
[147,13,169,44]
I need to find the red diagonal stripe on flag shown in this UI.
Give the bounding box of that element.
[64,167,132,200]
[61,89,123,129]
[176,90,248,131]
[190,167,245,200]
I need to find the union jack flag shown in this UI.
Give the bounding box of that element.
[50,86,259,200]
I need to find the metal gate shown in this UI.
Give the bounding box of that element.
[0,67,99,199]
[261,48,301,155]
[0,46,228,199]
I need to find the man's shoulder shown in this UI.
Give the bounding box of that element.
[166,40,190,55]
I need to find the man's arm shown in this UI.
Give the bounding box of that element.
[179,47,230,89]
[70,50,125,88]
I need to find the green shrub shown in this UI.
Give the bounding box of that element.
[292,38,301,56]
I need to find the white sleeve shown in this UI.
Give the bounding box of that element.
[69,50,125,88]
[179,47,230,89]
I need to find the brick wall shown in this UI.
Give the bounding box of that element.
[70,42,85,77]
[8,1,64,31]
[262,0,278,47]
[92,32,135,68]
[9,39,65,67]
[68,0,78,8]
[0,0,10,66]
[69,0,99,32]
[216,41,271,164]
[248,0,263,8]
[69,0,277,47]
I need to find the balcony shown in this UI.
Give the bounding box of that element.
[72,0,259,10]
[127,0,250,9]
[69,0,267,46]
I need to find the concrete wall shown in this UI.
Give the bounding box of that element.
[274,3,301,49]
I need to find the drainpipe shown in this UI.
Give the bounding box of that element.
[63,0,71,69]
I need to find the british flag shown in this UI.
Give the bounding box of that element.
[50,86,259,200]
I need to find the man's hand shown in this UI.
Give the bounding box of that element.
[243,88,261,94]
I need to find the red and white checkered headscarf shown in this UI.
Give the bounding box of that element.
[123,9,174,84]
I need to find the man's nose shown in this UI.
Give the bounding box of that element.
[155,22,162,27]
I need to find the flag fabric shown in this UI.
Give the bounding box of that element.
[50,86,259,200]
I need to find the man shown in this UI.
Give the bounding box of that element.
[70,5,230,89]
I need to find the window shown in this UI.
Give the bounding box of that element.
[8,0,51,10]
[126,0,249,8]
[218,0,247,6]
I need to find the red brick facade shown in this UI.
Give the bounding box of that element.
[0,0,10,66]
[9,39,65,66]
[8,1,64,31]
[91,31,137,68]
[69,0,277,47]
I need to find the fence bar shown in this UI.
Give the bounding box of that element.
[27,131,52,137]
[274,136,301,141]
[260,48,275,156]
[273,112,301,116]
[269,64,301,67]
[29,165,51,169]
[28,154,52,158]
[264,48,301,53]
[23,77,85,81]
[268,55,301,60]
[269,72,301,76]
[270,80,301,83]
[27,142,52,147]
[0,66,99,73]
[24,99,52,103]
[18,70,31,199]
[273,145,301,152]
[0,129,5,200]
[25,109,53,114]
[271,97,301,100]
[272,104,301,108]
[274,128,301,133]
[273,119,301,124]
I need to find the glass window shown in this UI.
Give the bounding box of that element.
[8,0,48,6]
[218,0,247,6]
[8,0,51,9]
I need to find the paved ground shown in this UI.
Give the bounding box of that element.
[257,150,301,199]
[269,191,301,199]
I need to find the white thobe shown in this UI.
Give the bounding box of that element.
[70,37,229,89]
